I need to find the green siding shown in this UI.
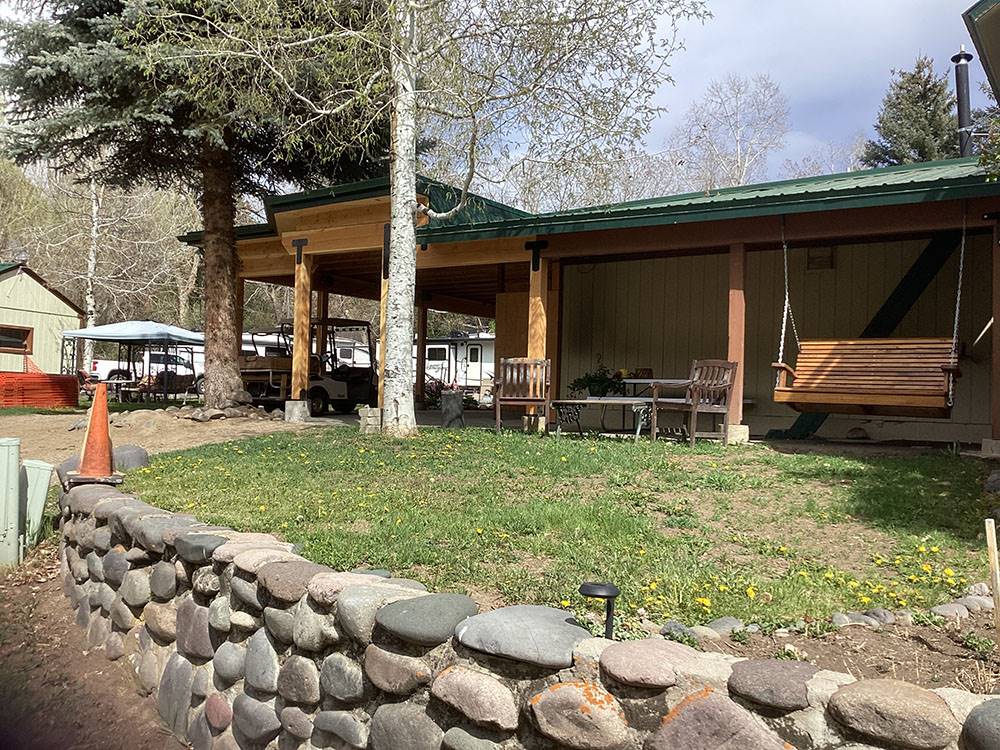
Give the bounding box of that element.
[0,272,80,373]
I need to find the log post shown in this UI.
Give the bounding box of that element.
[291,241,313,401]
[234,275,245,358]
[526,243,549,428]
[993,222,1000,443]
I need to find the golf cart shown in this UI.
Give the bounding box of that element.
[239,317,377,416]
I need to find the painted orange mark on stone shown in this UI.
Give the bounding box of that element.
[660,687,714,726]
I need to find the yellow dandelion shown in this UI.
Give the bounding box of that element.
[746,586,757,600]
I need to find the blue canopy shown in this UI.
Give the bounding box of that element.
[62,321,204,346]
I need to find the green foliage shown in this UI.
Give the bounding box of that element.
[961,631,995,660]
[861,56,959,168]
[569,363,624,397]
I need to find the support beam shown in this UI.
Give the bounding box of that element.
[993,222,1000,440]
[527,255,550,359]
[291,248,314,400]
[378,224,389,410]
[727,244,746,427]
[317,291,329,360]
[415,305,428,407]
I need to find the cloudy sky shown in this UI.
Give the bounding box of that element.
[652,0,989,174]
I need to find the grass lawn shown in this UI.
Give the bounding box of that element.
[125,428,992,636]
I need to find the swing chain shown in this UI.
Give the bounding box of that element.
[776,218,800,386]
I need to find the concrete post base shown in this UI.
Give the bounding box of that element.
[521,415,546,433]
[359,406,382,435]
[982,438,1000,456]
[727,424,750,445]
[284,400,311,423]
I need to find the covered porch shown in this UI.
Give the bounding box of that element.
[226,159,1000,446]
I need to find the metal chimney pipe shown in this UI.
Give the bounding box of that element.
[953,45,975,157]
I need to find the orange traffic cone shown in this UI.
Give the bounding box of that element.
[67,382,122,486]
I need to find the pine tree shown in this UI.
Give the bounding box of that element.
[0,1,381,408]
[861,56,959,168]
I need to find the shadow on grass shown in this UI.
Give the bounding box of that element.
[775,452,989,544]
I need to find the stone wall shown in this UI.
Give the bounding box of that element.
[56,481,1000,750]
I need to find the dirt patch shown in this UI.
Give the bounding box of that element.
[703,617,1000,693]
[0,541,184,750]
[0,410,316,465]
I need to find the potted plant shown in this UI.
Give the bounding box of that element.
[569,363,624,397]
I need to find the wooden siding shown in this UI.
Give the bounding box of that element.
[0,272,81,374]
[559,235,992,442]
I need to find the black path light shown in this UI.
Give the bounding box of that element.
[579,581,620,640]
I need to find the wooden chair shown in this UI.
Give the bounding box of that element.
[772,338,958,419]
[653,360,737,447]
[494,358,551,432]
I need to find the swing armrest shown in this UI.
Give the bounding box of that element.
[941,363,961,378]
[771,362,795,388]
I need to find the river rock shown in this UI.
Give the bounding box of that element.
[232,693,281,745]
[370,702,442,750]
[257,559,328,603]
[375,592,478,646]
[431,666,518,731]
[213,641,246,685]
[336,584,429,644]
[149,561,177,601]
[529,680,629,750]
[175,533,228,564]
[728,659,818,711]
[85,551,104,581]
[278,654,321,704]
[930,603,969,621]
[191,567,220,597]
[230,576,264,613]
[280,706,314,740]
[315,710,370,748]
[364,644,431,695]
[143,601,177,642]
[264,606,295,643]
[119,568,152,608]
[961,698,1000,750]
[599,638,679,688]
[293,595,339,651]
[157,652,194,737]
[245,628,280,693]
[101,550,129,588]
[321,652,368,703]
[109,596,137,630]
[92,526,112,553]
[443,727,500,750]
[306,571,386,606]
[455,605,591,669]
[828,679,960,749]
[208,596,231,632]
[232,547,300,574]
[647,687,786,749]
[176,596,214,660]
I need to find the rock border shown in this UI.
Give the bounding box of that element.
[55,473,999,750]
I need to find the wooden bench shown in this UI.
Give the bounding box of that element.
[652,360,737,447]
[494,358,550,432]
[772,338,958,419]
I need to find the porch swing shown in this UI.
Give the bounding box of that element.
[771,218,965,419]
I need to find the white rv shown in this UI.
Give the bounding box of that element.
[414,333,495,390]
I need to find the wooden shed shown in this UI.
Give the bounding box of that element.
[0,263,84,374]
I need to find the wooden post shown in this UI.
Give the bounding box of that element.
[993,224,1000,440]
[234,275,245,358]
[291,246,313,401]
[527,257,549,359]
[317,290,329,360]
[986,519,1000,638]
[727,243,746,426]
[549,260,562,420]
[415,304,428,406]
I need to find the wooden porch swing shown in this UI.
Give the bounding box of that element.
[771,219,965,420]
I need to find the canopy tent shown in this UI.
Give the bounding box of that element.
[63,321,204,345]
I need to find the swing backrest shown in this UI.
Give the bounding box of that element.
[773,338,958,417]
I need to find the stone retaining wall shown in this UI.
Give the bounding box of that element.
[56,481,1000,750]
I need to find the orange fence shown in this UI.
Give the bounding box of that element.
[0,372,78,408]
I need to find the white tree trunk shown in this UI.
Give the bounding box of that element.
[381,3,419,436]
[83,178,100,369]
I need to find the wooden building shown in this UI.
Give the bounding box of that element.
[188,159,1000,445]
[0,262,84,373]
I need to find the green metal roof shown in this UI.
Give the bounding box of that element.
[0,263,19,275]
[181,175,529,246]
[417,158,1000,244]
[965,0,1000,99]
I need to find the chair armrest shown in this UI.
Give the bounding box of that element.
[771,362,796,377]
[941,363,961,378]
